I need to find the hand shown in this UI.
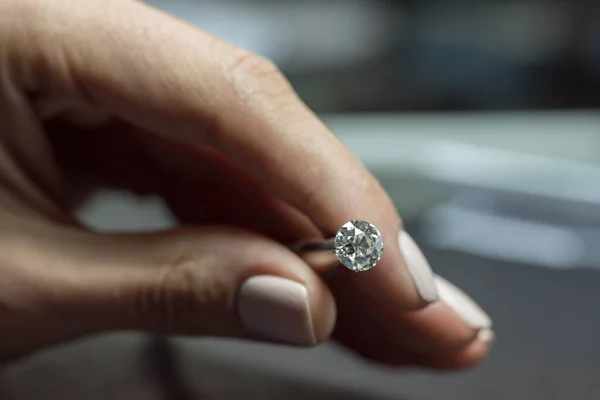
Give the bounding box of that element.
[0,0,492,368]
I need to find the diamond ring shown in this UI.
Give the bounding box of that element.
[293,220,384,272]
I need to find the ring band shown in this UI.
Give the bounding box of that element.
[293,220,384,273]
[293,238,335,252]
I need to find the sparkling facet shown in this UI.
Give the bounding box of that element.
[334,220,383,272]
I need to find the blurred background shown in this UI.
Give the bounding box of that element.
[4,1,600,399]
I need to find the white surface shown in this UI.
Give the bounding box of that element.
[324,112,600,205]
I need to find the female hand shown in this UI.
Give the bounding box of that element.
[0,0,492,367]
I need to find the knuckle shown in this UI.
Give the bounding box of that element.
[0,238,61,359]
[133,246,219,333]
[222,48,294,104]
[227,48,281,79]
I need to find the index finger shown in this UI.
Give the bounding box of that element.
[11,0,438,309]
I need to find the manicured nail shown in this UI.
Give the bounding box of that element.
[478,328,495,344]
[238,275,316,345]
[398,231,438,302]
[435,275,492,329]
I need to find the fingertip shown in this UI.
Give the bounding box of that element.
[307,273,337,343]
[240,274,329,346]
[236,242,337,346]
[398,230,439,303]
[238,272,336,346]
[477,328,495,344]
[417,329,495,370]
[398,301,481,353]
[342,227,439,317]
[435,275,492,330]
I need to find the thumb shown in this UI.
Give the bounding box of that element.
[73,227,336,344]
[6,225,336,357]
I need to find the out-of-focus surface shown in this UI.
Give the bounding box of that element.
[3,1,600,399]
[145,0,600,113]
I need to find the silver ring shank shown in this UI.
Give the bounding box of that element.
[291,238,339,275]
[292,238,334,253]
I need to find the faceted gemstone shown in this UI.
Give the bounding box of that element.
[334,220,384,272]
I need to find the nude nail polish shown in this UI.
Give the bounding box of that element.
[478,328,495,343]
[398,231,439,302]
[435,274,492,329]
[238,275,316,345]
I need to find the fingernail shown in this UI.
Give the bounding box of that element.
[478,328,495,344]
[435,275,492,329]
[398,231,438,302]
[238,275,316,345]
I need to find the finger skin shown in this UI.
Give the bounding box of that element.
[137,132,322,243]
[5,0,430,310]
[59,226,337,340]
[49,121,493,364]
[342,330,494,370]
[46,119,322,241]
[51,124,491,363]
[0,220,336,360]
[0,0,492,367]
[334,286,480,358]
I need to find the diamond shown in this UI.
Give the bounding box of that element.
[334,220,383,272]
